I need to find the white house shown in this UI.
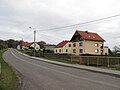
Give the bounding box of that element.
[17,42,40,51]
[54,30,109,55]
[30,43,40,51]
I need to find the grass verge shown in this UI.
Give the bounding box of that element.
[18,50,79,64]
[0,49,19,90]
[116,66,120,71]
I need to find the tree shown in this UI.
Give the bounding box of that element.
[113,45,120,54]
[6,39,20,48]
[0,40,8,49]
[37,41,46,49]
[108,48,113,55]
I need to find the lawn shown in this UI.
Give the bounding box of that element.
[116,65,120,71]
[0,49,19,90]
[18,50,79,64]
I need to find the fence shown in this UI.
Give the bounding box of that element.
[26,51,120,69]
[71,56,120,68]
[42,53,120,68]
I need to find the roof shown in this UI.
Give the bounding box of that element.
[55,40,69,48]
[44,44,56,46]
[76,30,105,42]
[22,42,32,47]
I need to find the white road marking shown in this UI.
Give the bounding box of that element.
[10,50,120,89]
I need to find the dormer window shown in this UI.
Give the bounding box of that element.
[93,36,95,38]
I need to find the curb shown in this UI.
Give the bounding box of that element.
[16,50,120,77]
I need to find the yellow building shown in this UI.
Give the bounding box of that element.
[54,30,109,55]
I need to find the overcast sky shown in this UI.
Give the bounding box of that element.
[0,0,120,49]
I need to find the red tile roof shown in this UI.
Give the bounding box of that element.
[76,30,105,42]
[22,42,32,47]
[55,40,69,48]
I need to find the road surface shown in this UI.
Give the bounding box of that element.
[3,49,120,90]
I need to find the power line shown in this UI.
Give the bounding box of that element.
[37,33,62,41]
[37,14,120,32]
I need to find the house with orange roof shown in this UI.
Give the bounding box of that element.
[17,42,40,51]
[54,30,109,55]
[54,40,72,54]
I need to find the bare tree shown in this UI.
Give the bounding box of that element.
[113,45,120,54]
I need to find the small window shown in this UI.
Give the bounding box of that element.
[95,49,99,53]
[66,49,68,52]
[69,44,71,47]
[73,43,76,47]
[56,50,57,52]
[100,44,103,46]
[79,42,83,46]
[79,49,83,53]
[59,49,61,52]
[100,44,103,48]
[36,47,38,49]
[73,49,76,53]
[95,43,98,47]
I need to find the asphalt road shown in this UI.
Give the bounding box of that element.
[3,49,120,90]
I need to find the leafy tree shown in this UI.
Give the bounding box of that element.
[37,41,46,49]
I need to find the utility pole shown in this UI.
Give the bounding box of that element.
[29,27,36,57]
[34,30,36,56]
[21,38,23,49]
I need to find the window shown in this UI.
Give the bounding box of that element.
[69,44,71,47]
[95,43,98,47]
[95,49,99,53]
[100,44,103,48]
[73,49,76,53]
[100,44,103,46]
[79,49,83,53]
[66,49,68,52]
[36,47,38,49]
[59,49,61,52]
[73,43,76,47]
[79,42,83,46]
[56,50,57,52]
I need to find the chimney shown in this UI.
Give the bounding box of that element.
[85,31,88,33]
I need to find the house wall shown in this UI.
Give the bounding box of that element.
[45,45,55,51]
[54,42,72,54]
[30,43,40,51]
[54,41,109,55]
[71,41,84,55]
[22,46,29,50]
[103,47,109,55]
[17,45,21,50]
[84,40,104,55]
[54,47,63,54]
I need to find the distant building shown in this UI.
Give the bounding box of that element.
[30,43,40,51]
[54,30,109,55]
[17,42,40,51]
[54,40,72,54]
[44,44,56,51]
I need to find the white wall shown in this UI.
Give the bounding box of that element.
[30,43,40,51]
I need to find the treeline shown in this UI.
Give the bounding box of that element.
[0,39,21,50]
[0,39,47,50]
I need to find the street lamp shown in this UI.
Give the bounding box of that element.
[29,27,36,57]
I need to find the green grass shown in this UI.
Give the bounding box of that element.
[18,50,79,64]
[44,57,78,64]
[0,49,19,90]
[18,50,29,54]
[116,65,120,71]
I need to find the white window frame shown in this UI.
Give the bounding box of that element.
[95,49,99,53]
[95,43,98,47]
